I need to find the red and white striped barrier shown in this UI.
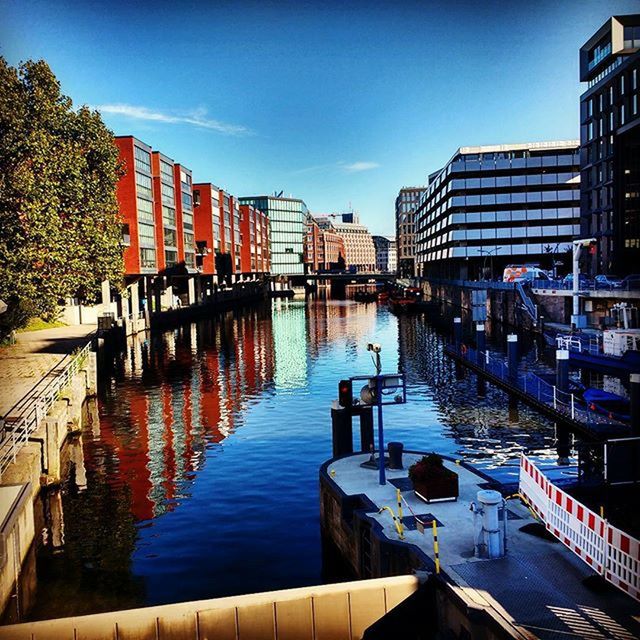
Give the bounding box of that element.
[607,525,640,601]
[519,455,640,602]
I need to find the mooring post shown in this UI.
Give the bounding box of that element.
[359,406,374,452]
[331,402,353,457]
[476,322,487,397]
[631,373,640,437]
[507,334,518,380]
[453,317,462,347]
[555,349,571,465]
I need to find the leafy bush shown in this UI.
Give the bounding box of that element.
[409,453,455,483]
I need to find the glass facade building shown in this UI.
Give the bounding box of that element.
[239,196,309,275]
[415,142,581,280]
[579,14,640,275]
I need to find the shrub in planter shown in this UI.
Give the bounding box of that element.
[408,453,458,503]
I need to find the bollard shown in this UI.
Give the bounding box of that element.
[454,317,462,346]
[631,374,640,437]
[476,322,487,396]
[555,349,569,394]
[507,334,518,380]
[388,442,404,469]
[331,404,353,457]
[359,407,374,452]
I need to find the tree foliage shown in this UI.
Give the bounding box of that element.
[0,57,124,334]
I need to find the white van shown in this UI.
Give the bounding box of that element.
[503,265,550,283]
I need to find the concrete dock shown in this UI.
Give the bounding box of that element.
[323,452,640,639]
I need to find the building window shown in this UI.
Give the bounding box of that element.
[134,146,151,173]
[140,248,156,269]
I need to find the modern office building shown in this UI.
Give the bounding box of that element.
[580,14,640,275]
[395,187,424,278]
[239,195,309,275]
[316,213,376,272]
[239,204,270,276]
[372,236,397,273]
[415,142,581,280]
[318,227,346,271]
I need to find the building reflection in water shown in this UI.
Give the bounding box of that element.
[25,299,559,622]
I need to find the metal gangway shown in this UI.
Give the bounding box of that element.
[444,343,628,440]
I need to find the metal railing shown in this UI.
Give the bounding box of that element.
[455,345,625,428]
[555,334,601,356]
[515,282,537,322]
[0,341,93,477]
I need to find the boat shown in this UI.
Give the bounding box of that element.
[583,387,631,423]
[553,330,640,375]
[353,290,378,303]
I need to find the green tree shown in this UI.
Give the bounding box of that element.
[0,58,123,335]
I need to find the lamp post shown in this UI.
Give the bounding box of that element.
[478,247,502,281]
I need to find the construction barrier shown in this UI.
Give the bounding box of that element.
[519,455,640,602]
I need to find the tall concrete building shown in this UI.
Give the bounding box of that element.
[580,15,640,275]
[395,187,424,278]
[372,236,397,273]
[316,213,376,272]
[415,142,581,280]
[239,195,309,275]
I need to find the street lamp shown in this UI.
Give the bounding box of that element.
[478,247,502,281]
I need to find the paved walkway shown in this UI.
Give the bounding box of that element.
[0,324,96,417]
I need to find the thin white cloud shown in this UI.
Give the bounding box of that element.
[93,103,250,136]
[340,161,380,173]
[292,160,381,175]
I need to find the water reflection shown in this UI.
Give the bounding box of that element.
[25,298,559,621]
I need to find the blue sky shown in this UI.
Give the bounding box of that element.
[2,0,639,235]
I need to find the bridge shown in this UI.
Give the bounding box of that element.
[444,343,629,442]
[284,272,396,284]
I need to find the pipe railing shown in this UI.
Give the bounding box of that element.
[455,345,625,427]
[0,341,93,477]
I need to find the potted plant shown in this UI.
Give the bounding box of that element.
[408,453,459,503]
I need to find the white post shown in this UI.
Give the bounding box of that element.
[101,279,111,316]
[553,386,557,409]
[571,394,575,420]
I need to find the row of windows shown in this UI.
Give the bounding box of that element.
[418,207,579,240]
[183,213,194,232]
[420,155,579,209]
[446,189,580,208]
[623,26,640,50]
[427,224,579,244]
[449,172,578,191]
[271,220,305,233]
[418,242,574,261]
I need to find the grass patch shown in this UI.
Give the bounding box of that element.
[17,317,67,333]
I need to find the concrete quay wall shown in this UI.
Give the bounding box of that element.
[0,352,97,621]
[319,466,527,640]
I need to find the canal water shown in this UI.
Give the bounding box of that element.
[27,297,559,620]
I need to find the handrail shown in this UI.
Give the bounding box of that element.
[515,282,537,322]
[454,344,626,428]
[0,340,93,477]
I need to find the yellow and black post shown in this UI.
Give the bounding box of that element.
[432,519,440,574]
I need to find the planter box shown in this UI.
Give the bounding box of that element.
[413,474,459,503]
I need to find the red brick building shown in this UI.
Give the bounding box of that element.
[193,183,220,276]
[115,136,158,275]
[239,204,270,276]
[304,217,321,273]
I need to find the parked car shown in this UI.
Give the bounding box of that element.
[620,274,640,290]
[594,275,622,289]
[562,273,593,289]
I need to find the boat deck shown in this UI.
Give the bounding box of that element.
[326,452,640,640]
